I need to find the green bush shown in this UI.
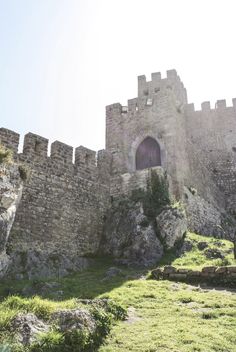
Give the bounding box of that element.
[30,331,65,352]
[131,170,170,219]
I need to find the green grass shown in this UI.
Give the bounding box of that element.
[159,232,236,270]
[99,280,236,352]
[0,234,236,351]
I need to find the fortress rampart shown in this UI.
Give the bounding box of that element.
[106,69,236,212]
[1,69,236,277]
[0,128,112,261]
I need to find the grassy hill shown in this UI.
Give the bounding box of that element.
[0,232,236,352]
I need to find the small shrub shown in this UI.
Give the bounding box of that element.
[179,297,193,304]
[18,164,30,181]
[0,145,13,164]
[104,301,127,321]
[30,331,64,352]
[215,257,231,266]
[202,312,217,320]
[91,307,112,339]
[63,329,90,352]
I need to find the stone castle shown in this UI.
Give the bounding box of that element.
[1,69,236,278]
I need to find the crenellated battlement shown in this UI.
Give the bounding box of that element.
[106,70,189,118]
[51,141,73,165]
[137,69,187,104]
[0,128,20,154]
[23,132,49,158]
[0,127,111,184]
[185,98,236,114]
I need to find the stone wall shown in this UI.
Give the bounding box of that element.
[106,70,236,215]
[1,69,236,277]
[184,100,236,212]
[151,265,236,287]
[0,128,111,277]
[110,166,167,198]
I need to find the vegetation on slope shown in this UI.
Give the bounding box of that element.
[0,234,235,351]
[160,232,236,269]
[0,295,126,352]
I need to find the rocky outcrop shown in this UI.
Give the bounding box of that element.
[9,299,126,350]
[0,163,23,277]
[156,207,187,249]
[183,187,236,240]
[101,201,164,266]
[51,308,96,333]
[11,313,49,346]
[101,200,189,266]
[7,249,89,280]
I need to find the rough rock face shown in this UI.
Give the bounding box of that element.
[156,207,187,249]
[0,164,23,277]
[9,299,125,350]
[7,249,89,280]
[51,309,96,333]
[183,187,236,240]
[101,202,163,266]
[11,313,49,346]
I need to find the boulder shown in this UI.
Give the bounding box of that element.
[163,265,177,274]
[197,241,208,250]
[51,309,96,333]
[204,248,225,259]
[156,207,187,249]
[11,313,49,346]
[101,202,163,266]
[178,239,193,255]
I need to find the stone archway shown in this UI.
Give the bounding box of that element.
[135,137,161,170]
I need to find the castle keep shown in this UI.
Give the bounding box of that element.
[1,69,236,277]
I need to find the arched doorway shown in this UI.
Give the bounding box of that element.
[135,137,161,170]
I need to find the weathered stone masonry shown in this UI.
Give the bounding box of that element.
[1,69,236,276]
[106,70,236,214]
[0,128,111,265]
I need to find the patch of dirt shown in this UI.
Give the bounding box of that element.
[125,307,141,324]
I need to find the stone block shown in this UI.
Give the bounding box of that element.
[202,266,216,273]
[163,265,177,274]
[151,268,163,279]
[177,268,190,274]
[215,267,227,274]
[169,273,187,280]
[227,266,236,273]
[187,270,201,277]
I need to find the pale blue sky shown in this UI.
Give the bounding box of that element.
[1,0,236,151]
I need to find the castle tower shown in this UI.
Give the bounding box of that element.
[106,69,189,198]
